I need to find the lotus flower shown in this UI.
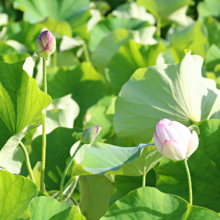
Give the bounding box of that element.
[153,119,199,161]
[80,125,99,144]
[35,30,56,59]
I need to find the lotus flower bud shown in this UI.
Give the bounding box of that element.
[80,125,99,144]
[35,30,56,59]
[153,119,199,161]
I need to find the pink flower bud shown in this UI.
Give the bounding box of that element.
[153,119,199,161]
[35,30,56,59]
[80,125,99,144]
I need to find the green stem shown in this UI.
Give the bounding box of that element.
[142,173,146,187]
[157,17,161,37]
[40,58,47,193]
[59,142,83,202]
[82,42,91,64]
[19,141,35,183]
[184,159,193,205]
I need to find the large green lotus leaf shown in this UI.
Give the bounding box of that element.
[101,187,220,220]
[89,16,148,51]
[72,143,163,176]
[79,175,114,220]
[155,119,220,212]
[30,196,85,220]
[0,170,37,220]
[0,61,51,169]
[91,28,133,68]
[137,0,191,26]
[112,2,155,24]
[114,52,220,144]
[108,40,166,94]
[168,20,208,63]
[13,0,90,37]
[33,95,79,139]
[198,0,220,17]
[203,17,220,47]
[30,127,81,190]
[47,62,105,126]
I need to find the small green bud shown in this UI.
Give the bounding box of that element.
[80,125,99,144]
[35,30,56,59]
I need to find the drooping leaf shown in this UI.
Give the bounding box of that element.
[13,0,90,37]
[137,0,191,26]
[114,52,220,144]
[0,170,37,220]
[101,187,220,219]
[107,40,166,94]
[89,16,148,51]
[79,175,114,220]
[198,0,220,18]
[155,119,220,212]
[30,127,81,190]
[30,196,85,220]
[0,60,51,169]
[72,143,163,176]
[112,2,155,25]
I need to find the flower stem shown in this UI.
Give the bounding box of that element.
[157,17,161,37]
[59,142,83,202]
[184,159,193,205]
[142,173,146,187]
[40,58,47,193]
[19,141,35,183]
[82,42,91,64]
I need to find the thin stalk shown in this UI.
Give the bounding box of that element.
[157,17,161,37]
[59,142,83,202]
[19,141,35,183]
[82,42,91,64]
[142,173,146,187]
[184,159,193,205]
[40,58,47,193]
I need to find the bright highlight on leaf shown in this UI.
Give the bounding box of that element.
[114,52,220,144]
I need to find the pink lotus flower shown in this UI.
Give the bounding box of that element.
[153,119,199,161]
[35,30,56,59]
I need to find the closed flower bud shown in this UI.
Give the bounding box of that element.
[35,30,56,59]
[80,125,99,144]
[153,119,199,161]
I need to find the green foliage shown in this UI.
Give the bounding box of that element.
[2,0,220,219]
[0,170,37,220]
[30,196,85,220]
[101,187,220,219]
[114,52,220,144]
[79,176,114,220]
[72,143,163,176]
[0,60,51,169]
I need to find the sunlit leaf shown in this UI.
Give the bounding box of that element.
[114,52,220,144]
[0,170,37,220]
[72,143,163,176]
[101,187,220,219]
[0,60,51,169]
